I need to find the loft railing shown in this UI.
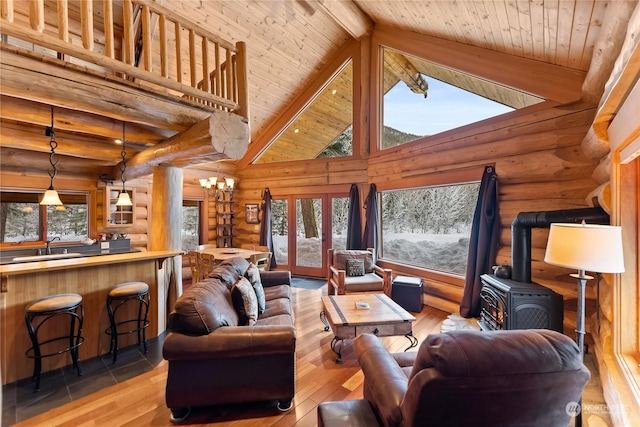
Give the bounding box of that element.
[0,0,249,119]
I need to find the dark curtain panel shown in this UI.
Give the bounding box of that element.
[362,183,378,251]
[460,165,499,318]
[259,188,277,269]
[346,184,363,250]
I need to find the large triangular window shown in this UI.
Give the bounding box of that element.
[381,48,544,149]
[255,61,353,163]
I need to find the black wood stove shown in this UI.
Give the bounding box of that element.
[479,274,563,332]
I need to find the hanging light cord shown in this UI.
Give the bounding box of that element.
[46,107,59,188]
[119,122,127,191]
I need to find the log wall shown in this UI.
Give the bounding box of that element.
[236,101,601,332]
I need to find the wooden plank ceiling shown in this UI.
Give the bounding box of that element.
[0,0,613,180]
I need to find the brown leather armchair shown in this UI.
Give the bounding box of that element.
[327,248,391,296]
[352,329,590,427]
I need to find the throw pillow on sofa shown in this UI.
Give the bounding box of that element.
[231,276,259,326]
[245,262,266,314]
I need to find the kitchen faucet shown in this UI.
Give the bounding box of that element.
[46,236,61,255]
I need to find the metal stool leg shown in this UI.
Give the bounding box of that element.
[25,313,42,391]
[70,304,84,376]
[106,289,150,363]
[140,292,149,354]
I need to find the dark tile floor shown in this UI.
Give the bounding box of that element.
[1,277,323,426]
[1,334,165,426]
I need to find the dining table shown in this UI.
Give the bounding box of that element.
[195,247,265,262]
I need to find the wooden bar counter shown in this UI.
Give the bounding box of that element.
[0,250,182,385]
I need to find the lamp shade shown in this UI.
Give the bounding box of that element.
[544,223,625,273]
[115,190,133,206]
[40,188,63,206]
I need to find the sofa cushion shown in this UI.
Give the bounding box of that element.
[255,313,294,327]
[335,250,374,273]
[261,297,293,319]
[231,277,259,326]
[245,262,266,314]
[264,284,291,301]
[169,279,238,334]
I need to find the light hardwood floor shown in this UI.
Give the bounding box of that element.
[14,285,447,426]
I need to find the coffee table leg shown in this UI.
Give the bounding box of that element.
[404,331,418,351]
[319,310,330,332]
[330,336,343,363]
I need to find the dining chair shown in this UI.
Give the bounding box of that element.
[250,252,272,271]
[187,251,202,282]
[199,253,217,278]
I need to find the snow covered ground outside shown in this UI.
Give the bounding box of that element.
[272,231,469,274]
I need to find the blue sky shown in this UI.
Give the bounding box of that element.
[383,78,514,137]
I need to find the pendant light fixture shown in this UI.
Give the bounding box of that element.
[40,107,64,206]
[115,122,133,206]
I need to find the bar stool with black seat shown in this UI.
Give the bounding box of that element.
[105,281,150,364]
[25,293,84,392]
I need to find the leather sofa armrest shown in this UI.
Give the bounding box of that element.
[354,334,408,427]
[163,325,296,360]
[260,270,291,287]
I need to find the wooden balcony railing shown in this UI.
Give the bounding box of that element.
[0,0,248,119]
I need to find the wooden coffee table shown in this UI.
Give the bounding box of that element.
[320,294,418,363]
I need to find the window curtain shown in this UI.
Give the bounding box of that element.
[259,188,277,270]
[347,184,363,250]
[363,183,378,251]
[460,166,499,318]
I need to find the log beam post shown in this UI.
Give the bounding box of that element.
[120,113,249,179]
[150,165,183,329]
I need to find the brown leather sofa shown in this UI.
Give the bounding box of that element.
[163,257,296,422]
[319,329,590,427]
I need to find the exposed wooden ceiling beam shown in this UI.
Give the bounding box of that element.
[0,121,134,162]
[383,50,428,96]
[581,0,637,105]
[0,96,174,146]
[314,0,372,39]
[120,114,250,179]
[0,147,114,177]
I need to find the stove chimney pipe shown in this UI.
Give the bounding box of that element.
[510,207,609,283]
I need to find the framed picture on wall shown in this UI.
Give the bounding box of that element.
[245,203,260,224]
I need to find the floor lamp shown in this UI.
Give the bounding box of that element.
[544,222,625,427]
